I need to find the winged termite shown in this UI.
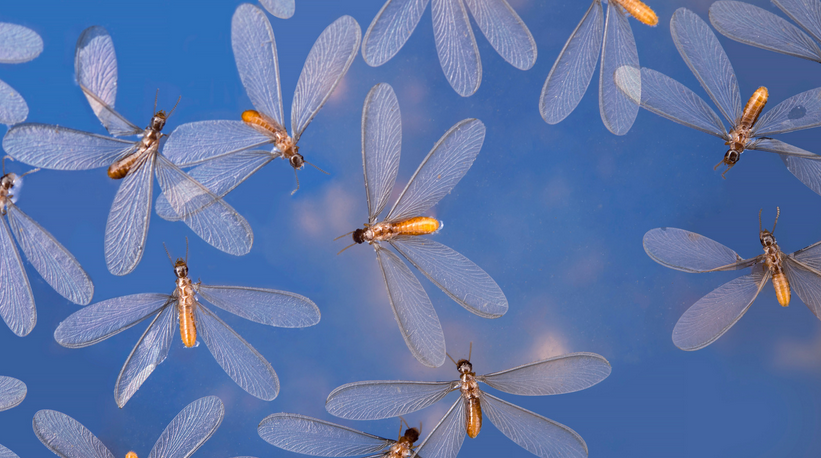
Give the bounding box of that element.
[0,21,42,125]
[540,0,657,135]
[340,83,507,368]
[33,396,223,458]
[53,241,320,407]
[644,208,821,351]
[2,26,253,276]
[325,349,611,458]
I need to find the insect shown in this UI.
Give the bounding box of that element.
[0,157,94,337]
[53,241,320,407]
[360,0,537,97]
[156,4,359,219]
[325,347,611,458]
[259,0,294,19]
[613,8,821,192]
[33,396,223,458]
[0,376,25,412]
[338,83,507,368]
[644,208,821,351]
[0,21,42,125]
[540,0,657,135]
[259,413,423,458]
[2,26,253,276]
[710,0,821,64]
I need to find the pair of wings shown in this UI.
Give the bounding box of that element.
[323,353,611,458]
[540,0,642,135]
[710,0,821,63]
[0,197,94,336]
[644,227,821,351]
[2,26,254,275]
[361,83,507,368]
[0,21,43,125]
[53,283,320,407]
[33,396,223,458]
[362,0,536,97]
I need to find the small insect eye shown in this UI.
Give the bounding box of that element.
[289,155,304,169]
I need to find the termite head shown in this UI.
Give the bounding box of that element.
[150,111,168,131]
[401,427,420,444]
[173,259,188,279]
[1,173,16,192]
[759,207,779,247]
[714,149,740,178]
[352,228,366,244]
[289,150,304,169]
[455,359,473,374]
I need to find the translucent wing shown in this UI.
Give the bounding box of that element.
[411,398,465,458]
[376,247,446,368]
[53,293,172,348]
[197,284,319,328]
[104,154,154,276]
[644,227,758,273]
[361,0,430,67]
[0,444,18,458]
[32,410,114,458]
[477,352,611,396]
[148,396,224,458]
[750,138,821,159]
[599,3,639,135]
[793,240,821,270]
[709,1,821,62]
[362,83,402,222]
[232,4,285,126]
[325,379,456,420]
[291,15,361,140]
[773,148,821,197]
[431,0,481,97]
[463,0,537,70]
[0,216,34,337]
[259,0,295,19]
[163,121,275,167]
[672,265,770,351]
[481,392,587,458]
[0,78,28,125]
[0,22,43,63]
[753,87,821,136]
[670,7,741,125]
[775,0,821,41]
[390,237,507,318]
[2,123,137,170]
[114,304,176,408]
[259,413,394,456]
[387,118,484,222]
[539,1,604,125]
[614,67,727,138]
[784,257,821,320]
[196,304,279,401]
[154,155,253,256]
[7,204,94,305]
[0,376,26,411]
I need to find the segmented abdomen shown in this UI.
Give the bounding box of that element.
[107,151,143,179]
[242,110,287,136]
[465,396,482,438]
[392,216,440,236]
[614,0,658,26]
[178,296,197,347]
[772,271,791,307]
[739,87,768,131]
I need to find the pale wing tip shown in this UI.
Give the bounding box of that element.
[0,23,44,64]
[672,322,713,351]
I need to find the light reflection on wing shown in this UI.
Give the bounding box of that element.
[362,83,402,223]
[362,0,430,67]
[643,227,755,273]
[410,398,465,458]
[753,87,821,136]
[162,121,274,167]
[0,376,26,411]
[0,79,27,125]
[775,0,821,44]
[599,3,639,136]
[32,410,115,458]
[478,352,611,396]
[197,284,319,328]
[463,0,536,71]
[784,256,821,320]
[0,22,43,63]
[259,413,394,457]
[147,396,224,458]
[0,216,34,337]
[104,154,154,276]
[325,379,456,420]
[431,0,481,97]
[259,0,295,19]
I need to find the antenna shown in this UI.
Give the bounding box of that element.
[167,96,182,118]
[305,160,329,175]
[333,230,355,241]
[759,208,763,232]
[468,342,473,361]
[772,207,780,233]
[336,242,356,255]
[446,352,458,366]
[291,169,300,196]
[19,168,40,178]
[153,88,159,114]
[1,155,9,175]
[162,242,175,267]
[185,236,189,263]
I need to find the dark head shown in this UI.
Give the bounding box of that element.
[714,149,740,178]
[456,358,473,374]
[402,427,420,444]
[0,173,15,191]
[352,228,366,244]
[150,110,168,131]
[759,207,780,248]
[289,151,305,169]
[173,259,188,279]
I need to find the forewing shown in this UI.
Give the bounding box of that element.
[260,0,295,19]
[196,304,280,401]
[643,227,753,273]
[672,265,770,351]
[104,154,154,276]
[259,413,393,456]
[162,121,274,167]
[376,247,446,368]
[478,352,611,396]
[148,396,224,458]
[753,87,821,136]
[387,118,484,222]
[7,204,94,305]
[793,240,821,270]
[481,392,588,458]
[390,237,507,318]
[599,3,639,135]
[774,0,821,45]
[291,15,361,140]
[710,1,821,62]
[431,0,481,97]
[362,83,402,221]
[784,257,821,320]
[53,293,171,348]
[3,123,137,170]
[411,398,465,458]
[0,216,35,337]
[114,304,176,408]
[361,0,430,67]
[197,284,320,328]
[0,22,43,63]
[232,4,285,125]
[0,78,28,125]
[670,7,741,125]
[775,148,821,197]
[539,1,604,125]
[0,376,26,411]
[325,379,456,420]
[463,0,536,70]
[0,444,17,458]
[32,410,114,458]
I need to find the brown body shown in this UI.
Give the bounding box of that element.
[353,217,441,245]
[612,0,658,26]
[242,110,304,168]
[717,87,769,176]
[0,173,16,214]
[760,208,790,307]
[456,359,483,439]
[107,111,170,179]
[386,427,420,458]
[172,259,198,347]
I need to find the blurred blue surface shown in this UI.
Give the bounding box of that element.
[1,0,820,457]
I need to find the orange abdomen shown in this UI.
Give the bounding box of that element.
[242,110,286,135]
[772,271,791,307]
[614,0,658,26]
[393,216,440,236]
[466,397,482,438]
[178,298,197,348]
[740,87,768,130]
[107,151,143,179]
[126,452,138,458]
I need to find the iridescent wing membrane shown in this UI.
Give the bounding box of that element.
[644,227,821,350]
[0,22,43,125]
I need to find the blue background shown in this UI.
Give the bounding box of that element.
[1,0,821,456]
